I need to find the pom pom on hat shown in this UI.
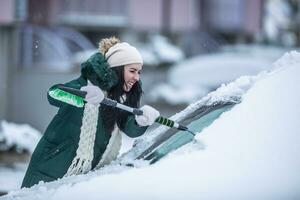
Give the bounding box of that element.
[98,36,120,55]
[99,37,143,68]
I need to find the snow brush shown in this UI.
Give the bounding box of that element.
[53,85,195,135]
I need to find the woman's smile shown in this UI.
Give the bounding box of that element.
[123,63,142,92]
[127,81,135,87]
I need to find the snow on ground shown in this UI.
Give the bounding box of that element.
[0,164,28,193]
[2,51,300,200]
[0,121,41,154]
[0,121,41,193]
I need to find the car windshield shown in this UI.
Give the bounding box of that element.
[121,96,239,164]
[140,102,236,163]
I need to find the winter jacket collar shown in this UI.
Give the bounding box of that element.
[80,52,118,91]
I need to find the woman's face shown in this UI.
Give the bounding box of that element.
[123,63,142,92]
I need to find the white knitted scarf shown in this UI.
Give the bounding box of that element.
[64,83,124,177]
[65,102,99,176]
[95,124,122,169]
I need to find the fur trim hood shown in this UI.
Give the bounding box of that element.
[81,52,118,91]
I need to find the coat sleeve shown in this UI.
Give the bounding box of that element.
[47,78,84,108]
[121,115,148,138]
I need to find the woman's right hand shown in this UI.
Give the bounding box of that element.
[135,105,160,126]
[80,83,104,105]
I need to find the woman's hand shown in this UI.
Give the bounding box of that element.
[135,105,160,126]
[80,84,104,105]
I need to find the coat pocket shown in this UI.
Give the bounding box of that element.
[43,139,72,161]
[36,139,75,178]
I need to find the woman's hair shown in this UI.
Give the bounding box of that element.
[100,65,143,133]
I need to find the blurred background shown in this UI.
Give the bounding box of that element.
[0,0,300,195]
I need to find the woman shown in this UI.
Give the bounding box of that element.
[21,37,160,188]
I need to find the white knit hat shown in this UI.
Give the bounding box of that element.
[104,42,143,68]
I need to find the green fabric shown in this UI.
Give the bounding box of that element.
[22,54,148,188]
[81,52,118,90]
[48,88,85,107]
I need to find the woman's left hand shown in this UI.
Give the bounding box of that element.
[135,105,160,126]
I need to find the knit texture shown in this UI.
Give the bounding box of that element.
[64,85,125,176]
[94,94,127,168]
[64,103,99,176]
[105,42,143,67]
[95,124,122,169]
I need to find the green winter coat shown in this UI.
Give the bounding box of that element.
[21,53,148,188]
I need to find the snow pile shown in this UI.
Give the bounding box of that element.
[3,51,300,200]
[263,0,296,46]
[272,50,300,69]
[138,45,160,66]
[0,121,41,154]
[138,35,185,66]
[150,35,184,63]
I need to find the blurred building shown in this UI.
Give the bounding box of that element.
[0,0,295,132]
[21,0,265,53]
